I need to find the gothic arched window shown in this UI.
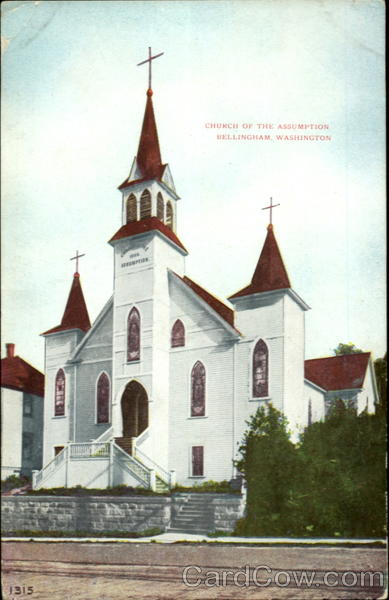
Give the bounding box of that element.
[96,372,110,424]
[171,319,185,347]
[126,193,137,223]
[140,189,151,220]
[252,339,269,398]
[127,307,140,361]
[166,201,173,229]
[191,361,205,417]
[54,369,65,416]
[157,192,164,221]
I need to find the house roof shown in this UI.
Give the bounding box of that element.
[304,352,371,391]
[109,216,187,253]
[229,224,291,299]
[42,273,91,335]
[175,273,236,330]
[1,355,44,397]
[118,90,166,190]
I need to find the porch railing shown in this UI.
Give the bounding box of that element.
[33,445,67,489]
[69,442,110,458]
[113,442,150,488]
[134,446,171,486]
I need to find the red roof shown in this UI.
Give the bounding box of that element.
[305,353,370,391]
[118,166,167,191]
[1,355,44,397]
[109,216,187,253]
[229,224,291,299]
[119,90,165,190]
[176,274,236,330]
[42,273,91,335]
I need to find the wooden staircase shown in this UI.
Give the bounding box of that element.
[114,437,169,493]
[115,437,133,454]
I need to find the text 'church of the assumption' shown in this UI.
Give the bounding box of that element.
[21,61,378,491]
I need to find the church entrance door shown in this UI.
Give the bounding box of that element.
[121,381,148,438]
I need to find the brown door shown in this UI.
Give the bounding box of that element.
[54,446,64,456]
[121,381,148,438]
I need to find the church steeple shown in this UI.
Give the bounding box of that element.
[42,272,91,335]
[113,48,183,250]
[136,89,163,180]
[229,224,291,299]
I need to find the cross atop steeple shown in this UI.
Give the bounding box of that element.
[137,47,164,94]
[262,197,280,228]
[70,250,85,276]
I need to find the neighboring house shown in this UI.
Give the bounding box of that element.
[1,343,44,479]
[304,353,378,424]
[31,79,378,491]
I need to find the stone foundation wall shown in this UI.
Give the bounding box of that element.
[1,494,245,534]
[212,495,246,532]
[1,496,171,534]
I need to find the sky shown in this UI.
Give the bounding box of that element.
[1,0,386,371]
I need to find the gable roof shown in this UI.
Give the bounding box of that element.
[1,355,44,397]
[172,272,239,334]
[42,273,91,336]
[109,216,187,254]
[229,224,291,299]
[304,352,371,391]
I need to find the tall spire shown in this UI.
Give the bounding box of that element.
[42,273,91,335]
[136,90,163,179]
[229,225,291,299]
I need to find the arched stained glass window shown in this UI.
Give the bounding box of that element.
[127,307,140,362]
[171,319,185,347]
[191,361,205,417]
[252,339,269,398]
[166,201,173,229]
[140,189,151,220]
[126,194,137,223]
[55,369,65,416]
[97,373,110,423]
[157,192,164,221]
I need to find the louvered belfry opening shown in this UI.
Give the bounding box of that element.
[126,193,137,223]
[140,189,152,219]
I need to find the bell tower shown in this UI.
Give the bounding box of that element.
[109,50,187,469]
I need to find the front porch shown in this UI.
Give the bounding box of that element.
[32,439,175,492]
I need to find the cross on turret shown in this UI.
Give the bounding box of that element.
[262,197,280,226]
[137,47,164,92]
[70,250,85,275]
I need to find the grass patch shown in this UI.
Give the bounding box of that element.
[172,480,240,494]
[27,485,169,497]
[1,527,164,538]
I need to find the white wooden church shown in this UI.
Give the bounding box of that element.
[33,57,378,491]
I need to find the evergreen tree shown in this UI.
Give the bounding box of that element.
[236,404,301,535]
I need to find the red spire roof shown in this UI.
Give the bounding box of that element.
[305,353,371,391]
[118,90,167,190]
[42,273,91,335]
[1,344,44,397]
[136,90,163,179]
[229,224,291,299]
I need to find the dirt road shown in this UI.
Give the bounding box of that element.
[2,541,387,599]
